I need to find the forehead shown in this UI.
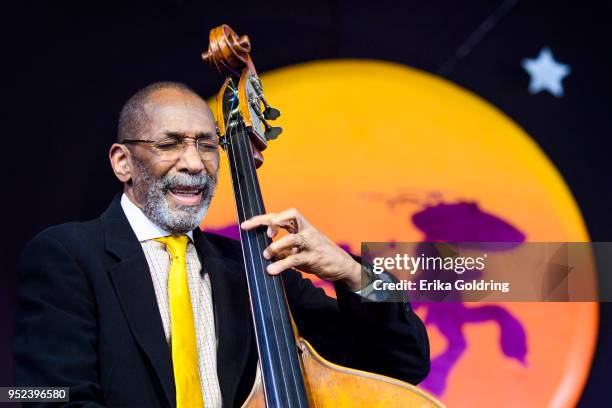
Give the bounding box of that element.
[144,89,215,136]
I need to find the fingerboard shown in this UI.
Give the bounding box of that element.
[223,91,309,407]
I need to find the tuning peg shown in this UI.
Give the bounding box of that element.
[249,95,282,140]
[258,93,281,120]
[263,106,281,120]
[248,76,263,93]
[248,76,281,120]
[265,125,283,141]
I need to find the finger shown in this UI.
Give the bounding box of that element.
[241,215,292,234]
[242,208,305,233]
[267,208,307,233]
[266,225,280,238]
[263,234,304,259]
[240,213,277,230]
[267,253,306,275]
[268,247,297,261]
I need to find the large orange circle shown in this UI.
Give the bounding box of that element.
[205,60,598,407]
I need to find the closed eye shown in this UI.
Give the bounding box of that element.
[155,138,181,150]
[196,140,219,151]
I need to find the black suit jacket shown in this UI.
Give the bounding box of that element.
[13,196,430,407]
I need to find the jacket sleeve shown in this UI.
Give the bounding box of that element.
[281,268,430,385]
[13,233,104,407]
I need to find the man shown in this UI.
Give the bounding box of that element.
[13,82,429,407]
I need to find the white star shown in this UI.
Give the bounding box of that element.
[521,47,571,97]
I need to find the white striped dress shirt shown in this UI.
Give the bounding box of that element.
[120,194,222,407]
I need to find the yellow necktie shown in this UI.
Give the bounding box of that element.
[155,235,204,408]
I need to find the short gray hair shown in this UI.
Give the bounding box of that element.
[117,81,197,142]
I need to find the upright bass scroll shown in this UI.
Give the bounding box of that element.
[202,25,282,168]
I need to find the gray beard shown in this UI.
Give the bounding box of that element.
[131,158,217,235]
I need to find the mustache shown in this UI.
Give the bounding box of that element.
[161,172,217,191]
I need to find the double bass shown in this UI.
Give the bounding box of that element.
[201,25,444,408]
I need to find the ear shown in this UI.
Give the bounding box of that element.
[109,143,133,183]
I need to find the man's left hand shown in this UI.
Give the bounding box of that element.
[241,208,362,291]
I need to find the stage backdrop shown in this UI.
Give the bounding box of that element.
[204,60,597,407]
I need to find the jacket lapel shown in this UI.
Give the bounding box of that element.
[193,229,253,407]
[101,196,176,407]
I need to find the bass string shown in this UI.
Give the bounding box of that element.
[226,122,281,401]
[233,123,303,402]
[233,123,287,403]
[228,122,305,404]
[235,124,308,406]
[230,122,284,402]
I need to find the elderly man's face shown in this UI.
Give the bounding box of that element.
[128,89,219,234]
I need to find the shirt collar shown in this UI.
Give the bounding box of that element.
[120,193,194,242]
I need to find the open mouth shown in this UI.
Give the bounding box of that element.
[167,186,204,206]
